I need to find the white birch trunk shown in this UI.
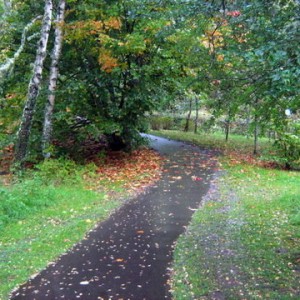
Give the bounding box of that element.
[42,0,66,157]
[3,0,12,13]
[0,16,42,83]
[14,0,53,164]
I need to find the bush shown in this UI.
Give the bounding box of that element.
[33,158,85,185]
[274,121,300,169]
[149,116,174,130]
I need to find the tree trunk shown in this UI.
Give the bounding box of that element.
[194,96,199,134]
[42,0,66,157]
[246,105,251,139]
[0,16,42,83]
[184,97,192,132]
[253,99,259,155]
[3,0,12,12]
[225,108,233,142]
[14,0,53,164]
[253,114,258,155]
[225,119,230,142]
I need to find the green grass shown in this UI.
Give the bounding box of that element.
[151,129,272,154]
[0,159,125,300]
[161,131,300,299]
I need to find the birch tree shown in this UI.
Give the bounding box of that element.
[42,0,66,157]
[14,0,53,164]
[0,16,42,83]
[3,0,12,13]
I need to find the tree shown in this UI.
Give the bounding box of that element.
[0,16,42,84]
[2,0,11,13]
[42,0,66,157]
[14,0,53,164]
[2,0,298,165]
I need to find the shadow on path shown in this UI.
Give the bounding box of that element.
[11,135,219,300]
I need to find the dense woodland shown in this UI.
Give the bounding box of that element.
[0,0,299,167]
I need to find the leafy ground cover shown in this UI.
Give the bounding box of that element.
[153,131,300,299]
[0,148,162,300]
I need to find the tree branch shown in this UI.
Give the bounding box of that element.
[0,15,42,82]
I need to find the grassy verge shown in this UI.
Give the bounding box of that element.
[1,186,121,300]
[0,150,161,300]
[155,131,300,299]
[0,161,123,299]
[151,130,272,154]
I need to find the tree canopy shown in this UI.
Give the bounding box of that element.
[0,0,299,165]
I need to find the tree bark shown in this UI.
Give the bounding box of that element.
[42,0,66,157]
[14,0,53,164]
[0,16,42,83]
[253,98,260,155]
[225,119,230,142]
[253,114,258,155]
[194,96,199,134]
[184,97,192,132]
[3,0,12,12]
[225,108,232,142]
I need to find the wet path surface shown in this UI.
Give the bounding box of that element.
[11,135,218,300]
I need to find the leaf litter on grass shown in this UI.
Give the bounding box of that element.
[0,147,163,299]
[85,148,163,195]
[171,170,300,300]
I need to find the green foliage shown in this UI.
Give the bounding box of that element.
[149,116,174,130]
[0,158,95,229]
[274,120,300,168]
[32,158,89,185]
[2,0,300,161]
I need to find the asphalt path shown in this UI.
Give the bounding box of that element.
[10,135,218,300]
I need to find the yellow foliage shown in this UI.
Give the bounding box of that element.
[217,54,224,61]
[98,50,119,73]
[65,18,121,42]
[104,17,122,30]
[200,29,224,53]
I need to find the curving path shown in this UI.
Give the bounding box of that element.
[11,135,219,300]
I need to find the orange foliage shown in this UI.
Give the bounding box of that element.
[104,17,122,30]
[226,10,241,17]
[202,29,224,52]
[87,149,162,194]
[65,18,121,39]
[98,50,119,73]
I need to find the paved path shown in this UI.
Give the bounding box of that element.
[11,135,218,300]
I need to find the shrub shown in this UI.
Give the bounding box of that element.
[33,158,84,185]
[149,116,174,130]
[274,121,300,169]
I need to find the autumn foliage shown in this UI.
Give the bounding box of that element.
[86,148,162,194]
[98,50,119,73]
[226,10,241,17]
